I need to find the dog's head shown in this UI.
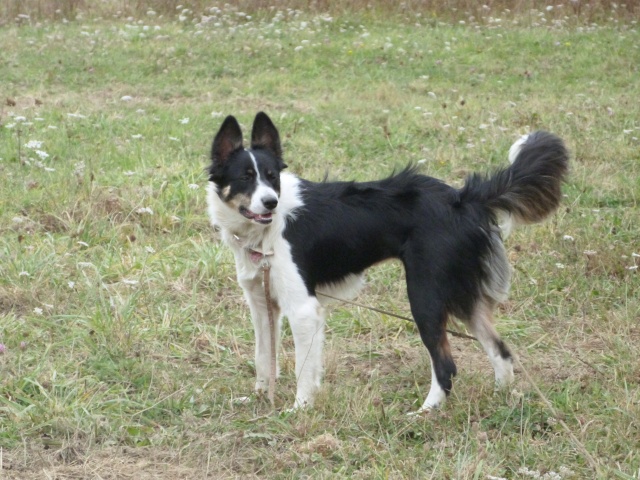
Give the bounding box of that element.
[209,112,287,226]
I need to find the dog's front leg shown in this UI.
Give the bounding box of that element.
[239,276,281,396]
[287,297,325,410]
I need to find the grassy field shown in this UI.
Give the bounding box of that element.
[1,3,639,479]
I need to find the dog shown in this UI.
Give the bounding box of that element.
[206,112,568,413]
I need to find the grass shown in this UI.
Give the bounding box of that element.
[1,2,639,479]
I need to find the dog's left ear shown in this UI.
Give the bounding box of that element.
[251,112,286,168]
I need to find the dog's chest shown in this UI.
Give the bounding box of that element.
[230,234,311,310]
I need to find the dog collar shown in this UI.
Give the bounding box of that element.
[232,234,274,264]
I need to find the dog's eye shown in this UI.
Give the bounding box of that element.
[240,175,251,182]
[266,171,277,181]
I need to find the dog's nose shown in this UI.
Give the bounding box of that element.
[262,196,278,211]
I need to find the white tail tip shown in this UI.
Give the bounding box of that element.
[508,134,530,164]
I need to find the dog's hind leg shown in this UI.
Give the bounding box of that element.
[466,298,514,387]
[240,277,282,396]
[405,272,457,413]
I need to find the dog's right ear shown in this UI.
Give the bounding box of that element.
[211,115,244,165]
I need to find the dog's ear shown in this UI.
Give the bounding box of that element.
[211,115,243,165]
[251,112,283,163]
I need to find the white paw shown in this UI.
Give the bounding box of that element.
[282,396,312,414]
[407,400,442,417]
[406,407,433,417]
[255,379,269,394]
[494,360,515,387]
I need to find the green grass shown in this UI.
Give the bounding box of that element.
[1,4,639,479]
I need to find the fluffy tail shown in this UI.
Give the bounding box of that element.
[460,131,569,226]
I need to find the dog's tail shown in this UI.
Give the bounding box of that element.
[460,131,569,231]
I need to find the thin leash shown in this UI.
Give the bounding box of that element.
[261,261,277,410]
[316,291,476,341]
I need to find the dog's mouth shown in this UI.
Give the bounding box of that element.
[240,207,273,225]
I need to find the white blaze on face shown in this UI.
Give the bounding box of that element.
[247,150,278,215]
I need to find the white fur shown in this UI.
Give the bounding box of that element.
[409,357,447,415]
[508,134,529,164]
[499,134,530,239]
[246,150,278,215]
[468,302,515,387]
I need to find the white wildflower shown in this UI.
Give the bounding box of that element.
[555,263,565,269]
[563,235,574,241]
[68,281,76,289]
[558,466,575,477]
[35,150,49,159]
[145,245,156,253]
[517,467,541,478]
[24,140,43,149]
[121,95,133,101]
[131,134,143,139]
[179,117,190,124]
[34,307,43,315]
[136,207,154,215]
[543,472,561,480]
[73,161,86,176]
[19,271,30,277]
[188,183,199,190]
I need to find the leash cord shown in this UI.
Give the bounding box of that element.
[262,263,277,409]
[316,291,477,341]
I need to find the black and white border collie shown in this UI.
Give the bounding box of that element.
[206,112,568,413]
